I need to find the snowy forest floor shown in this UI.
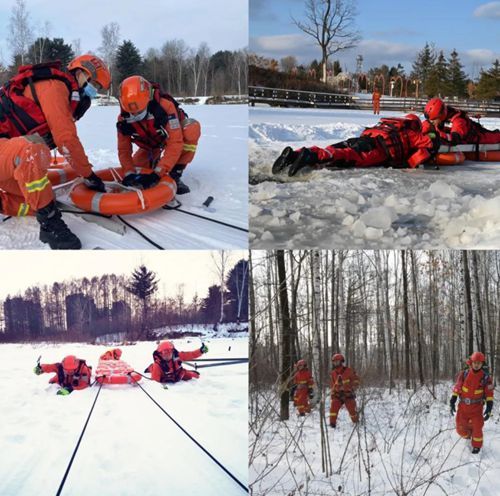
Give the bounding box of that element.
[0,104,248,249]
[0,338,248,496]
[249,107,500,249]
[249,383,500,496]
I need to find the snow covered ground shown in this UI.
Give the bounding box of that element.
[249,107,500,249]
[0,104,248,249]
[0,337,248,495]
[250,384,500,496]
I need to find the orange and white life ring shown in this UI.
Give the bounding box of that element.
[464,150,500,162]
[47,157,79,185]
[433,152,466,165]
[70,168,176,215]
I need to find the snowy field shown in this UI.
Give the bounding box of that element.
[0,104,248,249]
[0,337,248,496]
[250,384,500,496]
[249,107,500,249]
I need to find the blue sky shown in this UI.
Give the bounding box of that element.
[250,0,500,78]
[0,0,248,66]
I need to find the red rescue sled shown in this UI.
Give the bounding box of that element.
[96,359,141,384]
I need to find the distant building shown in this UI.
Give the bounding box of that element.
[66,293,97,332]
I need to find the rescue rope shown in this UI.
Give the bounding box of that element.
[116,215,165,250]
[183,359,248,370]
[55,381,103,496]
[135,381,248,493]
[185,357,249,362]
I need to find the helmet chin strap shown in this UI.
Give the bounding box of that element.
[125,108,148,123]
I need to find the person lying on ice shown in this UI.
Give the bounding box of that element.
[116,76,201,195]
[329,353,360,428]
[99,348,122,360]
[0,55,111,249]
[145,340,209,383]
[450,351,494,454]
[33,355,92,395]
[423,97,500,146]
[292,359,314,416]
[272,114,440,176]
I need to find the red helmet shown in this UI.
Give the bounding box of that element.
[112,348,122,359]
[405,113,422,132]
[424,98,446,121]
[68,54,111,91]
[62,355,79,373]
[119,75,152,114]
[470,351,485,363]
[157,341,174,353]
[296,359,307,368]
[332,353,345,363]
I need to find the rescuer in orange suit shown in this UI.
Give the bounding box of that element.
[145,340,209,383]
[117,76,201,195]
[0,54,111,249]
[372,88,381,114]
[99,348,123,360]
[423,97,500,145]
[450,351,494,454]
[33,355,92,395]
[329,353,360,428]
[292,359,314,416]
[273,114,440,176]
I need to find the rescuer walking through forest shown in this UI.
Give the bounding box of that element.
[450,351,494,454]
[329,353,360,428]
[291,359,314,416]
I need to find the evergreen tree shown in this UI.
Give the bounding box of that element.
[426,51,451,97]
[201,285,223,323]
[115,40,143,83]
[333,60,342,76]
[26,37,74,66]
[125,265,158,339]
[411,42,436,95]
[475,59,500,100]
[448,49,468,98]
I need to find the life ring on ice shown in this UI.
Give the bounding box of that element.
[432,152,466,165]
[47,157,78,185]
[70,168,177,215]
[464,150,500,162]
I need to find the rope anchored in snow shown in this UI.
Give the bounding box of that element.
[55,381,103,496]
[135,381,248,493]
[184,358,249,370]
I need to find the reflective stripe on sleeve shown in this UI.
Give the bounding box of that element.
[25,175,50,193]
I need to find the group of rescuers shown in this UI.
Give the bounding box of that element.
[33,340,209,394]
[291,351,494,454]
[273,93,500,177]
[0,55,200,249]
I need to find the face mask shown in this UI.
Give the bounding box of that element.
[125,108,148,123]
[83,81,98,99]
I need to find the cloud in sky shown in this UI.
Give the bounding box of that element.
[473,1,500,18]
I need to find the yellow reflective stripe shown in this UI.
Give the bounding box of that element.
[462,386,469,392]
[486,396,493,401]
[473,437,483,442]
[17,203,29,216]
[297,381,308,384]
[344,379,350,383]
[329,413,337,416]
[183,144,197,152]
[474,389,484,394]
[452,392,458,397]
[25,175,50,193]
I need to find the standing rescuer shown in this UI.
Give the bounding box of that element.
[372,88,381,115]
[329,353,360,428]
[450,351,494,454]
[0,55,111,249]
[116,76,201,195]
[292,359,315,416]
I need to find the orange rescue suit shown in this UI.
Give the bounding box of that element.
[293,368,314,415]
[150,348,203,383]
[372,90,381,114]
[40,360,92,391]
[452,367,494,448]
[329,365,360,426]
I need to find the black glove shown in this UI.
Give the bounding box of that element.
[484,400,493,421]
[450,395,457,415]
[132,173,160,190]
[200,343,209,354]
[84,172,106,192]
[308,388,314,399]
[122,173,141,187]
[428,132,441,156]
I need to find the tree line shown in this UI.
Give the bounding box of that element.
[250,250,500,419]
[0,258,248,342]
[2,0,248,97]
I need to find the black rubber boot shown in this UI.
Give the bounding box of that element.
[169,165,190,195]
[272,146,297,174]
[330,423,336,429]
[288,148,319,177]
[36,201,82,250]
[472,447,481,454]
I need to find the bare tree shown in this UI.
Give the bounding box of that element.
[7,0,34,65]
[280,55,297,73]
[293,0,360,83]
[98,22,120,92]
[188,42,210,96]
[211,250,229,324]
[71,38,82,57]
